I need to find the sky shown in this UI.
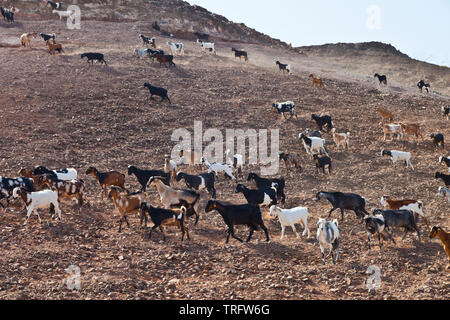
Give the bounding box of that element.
[186,0,450,67]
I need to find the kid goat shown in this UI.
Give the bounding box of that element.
[270,205,310,239]
[317,218,340,265]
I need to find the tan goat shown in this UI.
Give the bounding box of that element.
[400,123,423,141]
[331,128,350,150]
[377,108,393,123]
[108,187,145,232]
[380,122,403,141]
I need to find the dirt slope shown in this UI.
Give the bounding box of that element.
[0,12,449,300]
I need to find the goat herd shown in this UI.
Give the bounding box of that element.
[2,3,449,270]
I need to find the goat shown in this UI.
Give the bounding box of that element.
[374,73,387,85]
[380,196,429,227]
[198,41,216,54]
[380,123,403,141]
[299,133,328,156]
[235,184,277,207]
[381,150,414,170]
[438,156,450,173]
[0,176,35,208]
[309,74,323,87]
[364,214,396,253]
[140,202,189,241]
[429,226,450,269]
[134,48,150,59]
[139,34,156,48]
[315,191,369,221]
[194,32,209,41]
[311,114,333,132]
[85,167,127,199]
[147,49,165,61]
[40,33,56,43]
[438,186,450,202]
[377,108,393,123]
[399,123,423,141]
[247,173,286,205]
[148,177,200,225]
[201,157,236,180]
[128,165,170,191]
[153,53,175,68]
[20,33,37,48]
[272,101,297,119]
[417,80,430,93]
[32,166,77,181]
[152,21,160,31]
[313,155,332,174]
[37,175,85,213]
[279,152,302,171]
[107,187,144,232]
[225,149,244,176]
[47,1,62,10]
[1,7,14,22]
[81,52,107,66]
[179,149,202,168]
[330,128,350,150]
[442,106,450,120]
[270,205,310,239]
[232,48,248,61]
[52,9,74,20]
[372,209,420,241]
[176,171,216,198]
[435,172,450,186]
[430,133,445,149]
[167,41,184,55]
[144,82,171,104]
[304,128,322,138]
[316,218,340,265]
[164,154,177,185]
[276,61,290,74]
[205,200,269,243]
[13,187,61,226]
[46,39,64,55]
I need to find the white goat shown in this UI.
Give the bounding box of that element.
[298,133,328,156]
[317,218,340,265]
[134,48,149,59]
[13,187,61,226]
[199,41,216,54]
[380,122,403,141]
[438,187,450,202]
[52,9,74,20]
[381,150,414,170]
[270,205,310,239]
[167,42,184,55]
[200,157,236,180]
[226,149,244,175]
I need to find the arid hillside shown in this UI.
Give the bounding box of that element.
[0,2,449,300]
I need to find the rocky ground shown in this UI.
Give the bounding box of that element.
[0,16,449,300]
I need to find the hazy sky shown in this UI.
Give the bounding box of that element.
[187,0,450,67]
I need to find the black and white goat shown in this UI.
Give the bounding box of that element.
[40,33,56,42]
[364,214,396,253]
[235,184,277,207]
[311,114,333,132]
[315,191,369,221]
[47,1,62,10]
[32,166,77,181]
[247,172,286,205]
[0,176,35,208]
[439,156,450,173]
[442,106,450,120]
[430,133,445,149]
[272,101,297,119]
[144,82,171,104]
[176,172,216,198]
[304,128,322,138]
[139,34,156,48]
[381,150,414,170]
[417,80,430,93]
[313,154,332,174]
[435,172,450,186]
[299,133,328,156]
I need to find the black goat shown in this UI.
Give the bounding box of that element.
[247,172,286,205]
[205,200,269,243]
[435,172,450,186]
[139,202,189,242]
[311,114,333,132]
[176,172,216,198]
[144,82,171,104]
[430,133,444,148]
[152,21,160,31]
[364,214,396,253]
[194,32,209,41]
[374,73,387,85]
[235,184,277,207]
[40,33,56,42]
[417,80,430,93]
[81,53,107,66]
[315,191,369,221]
[232,48,248,61]
[127,165,170,191]
[0,176,35,208]
[373,209,420,241]
[276,61,290,74]
[442,106,450,120]
[313,155,332,174]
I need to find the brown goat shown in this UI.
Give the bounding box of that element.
[46,39,64,55]
[429,226,450,269]
[309,74,324,87]
[108,187,145,232]
[400,123,423,141]
[85,167,127,199]
[154,53,175,68]
[377,108,393,123]
[279,152,302,171]
[18,168,42,190]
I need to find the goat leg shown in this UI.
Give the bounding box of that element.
[246,228,254,242]
[328,207,337,218]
